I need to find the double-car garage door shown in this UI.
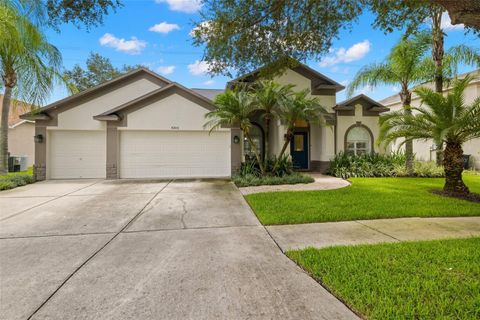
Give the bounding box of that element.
[48,130,230,179]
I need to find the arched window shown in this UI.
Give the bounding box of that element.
[244,123,264,161]
[346,125,372,156]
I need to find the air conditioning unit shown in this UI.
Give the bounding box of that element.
[8,156,28,172]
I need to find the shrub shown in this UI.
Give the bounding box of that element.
[233,172,314,187]
[328,152,405,179]
[265,155,293,177]
[395,161,444,178]
[328,152,445,179]
[0,171,35,191]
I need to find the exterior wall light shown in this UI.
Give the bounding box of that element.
[34,134,43,143]
[233,135,240,144]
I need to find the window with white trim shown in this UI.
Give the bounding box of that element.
[346,126,371,156]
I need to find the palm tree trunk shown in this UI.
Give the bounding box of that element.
[443,141,469,194]
[278,127,293,160]
[432,9,445,166]
[400,89,414,176]
[0,85,13,174]
[245,131,265,175]
[264,115,270,160]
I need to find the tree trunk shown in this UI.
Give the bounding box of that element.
[278,127,293,160]
[443,141,469,194]
[400,89,414,176]
[0,85,13,174]
[432,9,445,166]
[245,131,265,175]
[264,115,270,160]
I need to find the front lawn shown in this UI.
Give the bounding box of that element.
[287,238,480,319]
[246,174,480,225]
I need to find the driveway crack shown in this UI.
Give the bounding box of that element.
[179,197,188,229]
[25,179,173,320]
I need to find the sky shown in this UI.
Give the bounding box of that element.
[46,0,479,104]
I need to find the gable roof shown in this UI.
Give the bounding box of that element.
[227,61,345,92]
[191,88,224,100]
[20,68,171,120]
[334,94,389,113]
[93,82,215,120]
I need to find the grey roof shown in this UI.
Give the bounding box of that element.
[191,88,224,100]
[334,94,389,113]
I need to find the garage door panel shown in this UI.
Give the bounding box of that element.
[48,131,106,179]
[120,131,230,179]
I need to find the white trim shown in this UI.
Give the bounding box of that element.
[9,120,34,129]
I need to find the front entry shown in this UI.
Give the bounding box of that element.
[290,131,309,169]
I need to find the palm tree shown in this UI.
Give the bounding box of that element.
[0,3,63,174]
[250,80,294,158]
[204,89,266,174]
[277,89,328,159]
[379,76,480,195]
[347,33,432,175]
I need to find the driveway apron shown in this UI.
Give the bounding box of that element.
[0,179,357,320]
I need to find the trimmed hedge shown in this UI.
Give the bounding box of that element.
[233,172,314,187]
[0,169,34,191]
[328,152,444,179]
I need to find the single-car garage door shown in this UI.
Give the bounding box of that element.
[48,130,106,179]
[119,130,230,178]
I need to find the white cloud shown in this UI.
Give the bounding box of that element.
[99,33,146,55]
[149,22,180,34]
[203,79,215,86]
[440,12,464,30]
[157,65,176,75]
[356,85,374,96]
[391,86,400,93]
[320,40,371,67]
[155,0,202,13]
[340,79,350,87]
[188,60,211,76]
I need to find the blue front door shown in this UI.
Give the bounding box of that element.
[290,132,308,169]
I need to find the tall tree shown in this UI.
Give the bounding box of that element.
[379,76,480,195]
[276,90,327,160]
[0,4,64,174]
[347,33,432,175]
[10,0,122,30]
[63,52,142,92]
[192,0,478,76]
[250,80,295,158]
[204,89,266,174]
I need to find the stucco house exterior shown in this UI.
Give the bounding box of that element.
[380,69,480,169]
[5,96,35,168]
[21,64,389,181]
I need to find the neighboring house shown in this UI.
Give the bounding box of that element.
[380,69,480,169]
[4,95,35,167]
[21,64,389,181]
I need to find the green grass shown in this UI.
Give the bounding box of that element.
[0,167,34,191]
[287,238,480,319]
[245,174,480,225]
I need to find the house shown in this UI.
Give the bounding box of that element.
[5,95,35,167]
[21,64,389,181]
[380,69,480,169]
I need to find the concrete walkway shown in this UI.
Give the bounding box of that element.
[267,217,480,251]
[240,173,350,195]
[0,179,357,320]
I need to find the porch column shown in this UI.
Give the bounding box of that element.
[33,124,47,181]
[106,125,119,179]
[231,128,242,175]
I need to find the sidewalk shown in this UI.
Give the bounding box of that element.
[266,217,480,251]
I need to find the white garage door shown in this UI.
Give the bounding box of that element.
[48,130,106,179]
[119,130,230,178]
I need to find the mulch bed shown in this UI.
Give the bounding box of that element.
[431,190,480,203]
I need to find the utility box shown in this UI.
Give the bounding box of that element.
[8,156,28,172]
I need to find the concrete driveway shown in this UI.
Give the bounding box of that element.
[0,179,357,320]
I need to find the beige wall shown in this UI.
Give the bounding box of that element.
[124,93,228,131]
[383,79,480,169]
[336,104,383,154]
[8,122,35,167]
[54,78,162,131]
